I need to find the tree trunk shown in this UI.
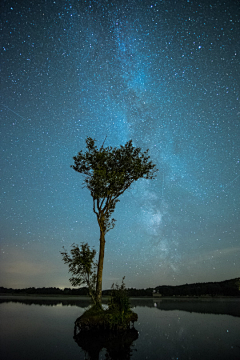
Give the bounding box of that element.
[96,228,105,305]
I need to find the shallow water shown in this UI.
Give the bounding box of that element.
[0,298,239,359]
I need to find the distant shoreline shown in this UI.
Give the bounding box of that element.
[0,294,93,301]
[0,294,239,301]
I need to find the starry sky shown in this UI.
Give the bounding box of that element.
[1,0,239,290]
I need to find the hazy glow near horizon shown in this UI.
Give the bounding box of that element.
[0,0,239,289]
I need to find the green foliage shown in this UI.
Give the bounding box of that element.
[71,137,158,233]
[60,243,97,303]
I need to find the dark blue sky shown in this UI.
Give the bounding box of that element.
[1,0,239,289]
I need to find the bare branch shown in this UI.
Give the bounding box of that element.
[100,135,107,151]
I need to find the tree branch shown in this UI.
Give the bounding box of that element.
[100,197,106,210]
[97,198,100,212]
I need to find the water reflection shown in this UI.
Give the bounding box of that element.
[74,326,138,360]
[152,298,240,317]
[0,299,240,360]
[0,298,92,308]
[0,297,239,317]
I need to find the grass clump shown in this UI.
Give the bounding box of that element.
[105,277,137,330]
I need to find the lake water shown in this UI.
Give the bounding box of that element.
[0,297,240,360]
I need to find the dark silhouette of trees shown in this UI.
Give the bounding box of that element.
[0,277,239,298]
[154,278,240,297]
[70,137,158,304]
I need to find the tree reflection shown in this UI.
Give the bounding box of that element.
[74,324,138,360]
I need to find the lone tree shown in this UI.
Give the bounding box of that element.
[70,137,157,304]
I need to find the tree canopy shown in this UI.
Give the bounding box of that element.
[71,137,158,233]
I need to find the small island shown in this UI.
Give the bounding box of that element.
[73,278,138,333]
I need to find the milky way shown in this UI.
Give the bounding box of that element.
[1,0,239,289]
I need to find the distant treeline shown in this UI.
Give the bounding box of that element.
[102,288,154,297]
[153,277,240,297]
[0,286,89,296]
[0,278,239,297]
[103,278,240,297]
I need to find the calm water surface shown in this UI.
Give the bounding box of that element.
[0,298,240,360]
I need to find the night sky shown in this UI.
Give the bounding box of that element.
[1,0,239,290]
